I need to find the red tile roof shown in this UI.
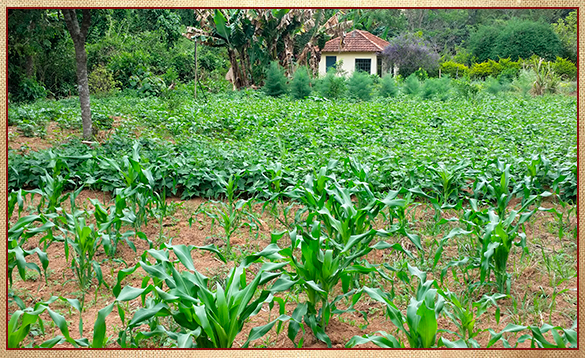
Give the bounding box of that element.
[322,30,389,53]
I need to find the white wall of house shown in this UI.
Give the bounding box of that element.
[319,52,379,77]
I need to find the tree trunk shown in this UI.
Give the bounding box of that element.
[62,9,92,140]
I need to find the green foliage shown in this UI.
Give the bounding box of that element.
[552,57,576,81]
[473,20,563,62]
[88,65,119,96]
[402,74,421,95]
[529,57,561,96]
[194,172,261,256]
[378,74,398,97]
[128,69,166,97]
[290,67,312,100]
[316,68,347,99]
[115,244,281,348]
[347,70,373,101]
[510,69,536,96]
[14,77,48,103]
[263,62,289,97]
[552,11,577,63]
[347,267,445,348]
[440,61,468,78]
[92,112,113,130]
[469,59,502,80]
[468,25,501,63]
[484,77,504,96]
[420,77,452,101]
[451,78,481,99]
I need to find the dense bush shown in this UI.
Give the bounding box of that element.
[552,57,577,80]
[263,62,289,97]
[402,74,421,95]
[420,77,451,101]
[469,59,503,80]
[128,70,166,97]
[552,11,577,63]
[378,74,398,97]
[12,77,48,103]
[440,61,468,78]
[316,68,346,99]
[452,78,481,99]
[347,70,373,101]
[468,25,501,63]
[382,33,439,78]
[88,65,119,96]
[290,67,312,100]
[470,21,563,63]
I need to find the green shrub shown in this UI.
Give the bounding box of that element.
[88,65,119,96]
[420,77,452,101]
[468,25,501,63]
[440,61,468,79]
[469,59,503,80]
[108,50,151,88]
[484,77,504,95]
[414,68,429,81]
[290,67,312,100]
[452,78,481,99]
[316,68,346,99]
[402,74,421,96]
[347,70,373,101]
[491,20,563,61]
[129,70,166,97]
[552,10,577,63]
[263,62,289,97]
[378,74,398,97]
[552,57,577,81]
[510,69,536,96]
[14,77,47,103]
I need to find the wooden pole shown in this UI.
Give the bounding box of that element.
[194,39,198,99]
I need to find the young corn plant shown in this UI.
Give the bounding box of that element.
[479,200,537,294]
[114,243,285,348]
[440,289,506,347]
[487,322,576,348]
[90,194,142,258]
[195,172,261,256]
[61,204,108,294]
[425,160,470,207]
[346,265,445,348]
[9,295,117,348]
[245,220,410,347]
[8,211,55,288]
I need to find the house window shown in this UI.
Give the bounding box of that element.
[355,59,371,73]
[325,56,337,71]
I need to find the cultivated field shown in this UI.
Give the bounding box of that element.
[8,92,577,348]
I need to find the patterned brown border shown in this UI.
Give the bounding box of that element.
[1,1,583,357]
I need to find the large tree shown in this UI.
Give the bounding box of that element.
[62,9,93,139]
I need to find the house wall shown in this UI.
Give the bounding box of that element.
[319,52,379,77]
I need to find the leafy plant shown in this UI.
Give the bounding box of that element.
[347,265,444,348]
[290,66,312,100]
[114,243,282,348]
[194,172,261,256]
[264,61,288,97]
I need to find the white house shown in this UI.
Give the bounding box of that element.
[318,30,389,77]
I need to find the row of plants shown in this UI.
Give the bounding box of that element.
[263,55,575,102]
[8,93,577,201]
[8,157,576,348]
[441,55,576,81]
